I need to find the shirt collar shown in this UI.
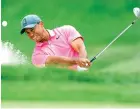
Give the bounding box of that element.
[47,29,55,37]
[36,29,55,47]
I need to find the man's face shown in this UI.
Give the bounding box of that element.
[25,22,47,42]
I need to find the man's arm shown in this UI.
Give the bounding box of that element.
[59,25,87,58]
[45,55,90,68]
[32,52,90,68]
[45,56,77,66]
[71,37,88,58]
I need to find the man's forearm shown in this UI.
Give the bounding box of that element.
[45,56,77,66]
[79,47,88,58]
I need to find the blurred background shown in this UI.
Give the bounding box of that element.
[1,0,140,107]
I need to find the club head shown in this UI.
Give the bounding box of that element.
[133,7,140,18]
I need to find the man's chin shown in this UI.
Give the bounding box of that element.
[37,39,46,43]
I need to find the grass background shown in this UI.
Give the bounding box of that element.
[1,0,140,107]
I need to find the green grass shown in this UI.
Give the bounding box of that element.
[2,81,140,103]
[2,64,140,103]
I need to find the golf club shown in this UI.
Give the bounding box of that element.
[77,7,140,71]
[90,7,140,63]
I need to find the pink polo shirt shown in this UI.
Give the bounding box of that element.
[32,25,83,67]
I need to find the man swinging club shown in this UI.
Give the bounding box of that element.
[20,14,91,71]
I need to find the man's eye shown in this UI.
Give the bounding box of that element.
[31,28,34,32]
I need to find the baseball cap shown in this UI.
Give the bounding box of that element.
[20,14,41,34]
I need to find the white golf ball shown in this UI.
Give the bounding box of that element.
[2,21,8,27]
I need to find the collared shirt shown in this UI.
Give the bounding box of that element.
[32,25,83,67]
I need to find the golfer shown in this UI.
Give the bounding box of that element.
[20,14,91,70]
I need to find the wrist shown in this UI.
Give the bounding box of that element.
[71,58,79,65]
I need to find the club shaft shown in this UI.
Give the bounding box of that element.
[90,20,136,63]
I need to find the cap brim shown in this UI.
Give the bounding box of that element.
[20,24,36,34]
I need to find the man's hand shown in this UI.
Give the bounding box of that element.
[76,58,91,68]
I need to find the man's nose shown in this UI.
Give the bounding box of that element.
[29,32,34,37]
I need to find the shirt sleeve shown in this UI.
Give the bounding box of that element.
[60,25,83,43]
[32,50,49,67]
